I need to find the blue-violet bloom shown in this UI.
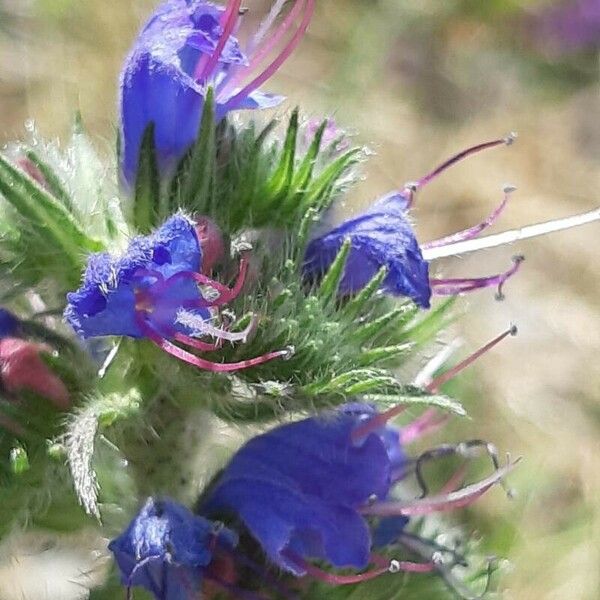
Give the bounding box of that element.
[304,136,525,308]
[0,308,20,338]
[120,0,315,185]
[65,214,290,372]
[109,498,237,600]
[201,401,516,583]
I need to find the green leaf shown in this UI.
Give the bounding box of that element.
[365,391,466,416]
[358,343,412,366]
[133,124,160,233]
[178,87,216,214]
[318,237,351,305]
[0,152,102,270]
[265,108,299,202]
[292,118,326,191]
[350,304,417,345]
[342,266,388,320]
[24,149,73,210]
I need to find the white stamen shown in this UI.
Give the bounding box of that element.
[247,0,288,53]
[413,339,463,387]
[388,559,401,574]
[176,309,253,343]
[422,207,600,261]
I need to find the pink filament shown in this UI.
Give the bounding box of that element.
[429,255,524,297]
[137,316,289,373]
[360,459,520,517]
[425,326,517,394]
[220,0,306,97]
[222,0,315,111]
[371,553,436,574]
[154,257,249,307]
[194,0,243,81]
[440,463,468,494]
[422,187,514,250]
[351,404,409,444]
[400,409,449,445]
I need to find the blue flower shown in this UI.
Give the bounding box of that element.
[201,403,516,581]
[304,192,432,308]
[65,214,291,372]
[109,498,237,600]
[0,308,20,338]
[65,215,204,339]
[201,405,398,576]
[121,0,314,185]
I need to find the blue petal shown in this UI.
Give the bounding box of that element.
[202,410,392,574]
[65,215,202,339]
[0,309,20,338]
[109,498,236,600]
[372,516,410,548]
[119,0,251,185]
[304,192,432,308]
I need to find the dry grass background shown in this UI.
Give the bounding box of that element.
[0,1,599,598]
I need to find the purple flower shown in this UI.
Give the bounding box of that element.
[304,191,432,308]
[120,0,315,185]
[534,0,600,53]
[109,498,237,600]
[201,400,516,583]
[65,214,291,372]
[0,308,20,338]
[304,136,525,308]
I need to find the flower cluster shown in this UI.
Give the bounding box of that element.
[1,1,600,599]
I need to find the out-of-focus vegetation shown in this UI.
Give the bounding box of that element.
[0,1,598,598]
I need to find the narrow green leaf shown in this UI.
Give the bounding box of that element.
[358,343,412,366]
[0,153,102,265]
[133,124,160,233]
[290,118,326,191]
[24,150,73,211]
[265,108,299,202]
[318,237,351,305]
[351,304,417,345]
[342,266,388,319]
[301,147,361,212]
[395,297,457,345]
[364,392,466,416]
[180,87,216,212]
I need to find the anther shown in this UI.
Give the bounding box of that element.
[504,131,518,145]
[503,184,517,194]
[388,559,401,574]
[282,345,295,360]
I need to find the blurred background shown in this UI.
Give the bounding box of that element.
[0,1,599,598]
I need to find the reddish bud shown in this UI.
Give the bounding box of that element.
[195,217,227,275]
[0,338,69,409]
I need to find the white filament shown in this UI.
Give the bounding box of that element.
[422,207,600,261]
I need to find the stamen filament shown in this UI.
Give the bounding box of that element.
[423,186,515,250]
[404,134,514,207]
[224,0,305,94]
[400,408,449,445]
[360,458,520,517]
[351,404,409,444]
[430,255,524,299]
[425,326,517,394]
[422,206,600,261]
[222,0,315,112]
[137,315,292,372]
[194,0,243,81]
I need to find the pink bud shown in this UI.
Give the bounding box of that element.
[195,217,227,275]
[15,157,49,190]
[0,338,70,409]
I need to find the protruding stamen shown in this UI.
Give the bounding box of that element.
[176,310,256,343]
[351,404,409,444]
[414,440,512,499]
[422,206,600,261]
[371,554,436,574]
[423,186,516,250]
[221,0,315,112]
[400,408,449,445]
[430,255,524,299]
[425,326,517,394]
[194,0,243,81]
[404,135,514,206]
[137,316,290,373]
[360,458,520,517]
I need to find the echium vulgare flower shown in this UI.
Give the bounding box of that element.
[65,214,292,372]
[109,498,237,599]
[197,329,519,592]
[121,0,315,184]
[304,136,525,309]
